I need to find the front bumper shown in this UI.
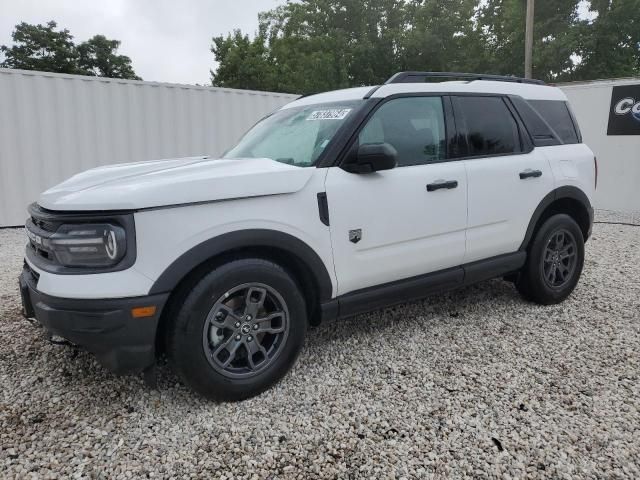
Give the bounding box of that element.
[19,265,169,374]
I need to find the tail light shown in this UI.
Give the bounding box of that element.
[594,156,598,189]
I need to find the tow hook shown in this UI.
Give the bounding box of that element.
[48,335,75,348]
[47,335,79,359]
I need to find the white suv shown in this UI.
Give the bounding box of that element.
[20,72,596,401]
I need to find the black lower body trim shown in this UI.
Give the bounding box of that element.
[464,251,526,285]
[19,266,168,374]
[586,206,594,241]
[322,252,526,321]
[338,267,464,319]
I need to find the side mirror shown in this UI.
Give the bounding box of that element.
[343,143,397,174]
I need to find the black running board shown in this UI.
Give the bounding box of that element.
[321,251,526,321]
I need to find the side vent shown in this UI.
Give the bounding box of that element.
[317,193,330,226]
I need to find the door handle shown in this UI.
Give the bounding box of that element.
[519,169,542,179]
[426,180,458,192]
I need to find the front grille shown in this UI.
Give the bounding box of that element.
[28,204,65,233]
[30,216,60,233]
[26,204,63,263]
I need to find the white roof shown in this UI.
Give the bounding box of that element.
[282,79,566,109]
[281,86,373,109]
[373,80,567,101]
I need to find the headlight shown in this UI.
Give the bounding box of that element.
[47,223,127,267]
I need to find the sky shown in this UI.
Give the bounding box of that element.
[0,0,286,85]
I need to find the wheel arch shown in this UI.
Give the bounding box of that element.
[519,186,594,251]
[151,229,334,346]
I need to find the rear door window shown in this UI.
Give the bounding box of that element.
[454,96,522,157]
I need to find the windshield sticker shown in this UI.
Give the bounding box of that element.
[307,108,352,121]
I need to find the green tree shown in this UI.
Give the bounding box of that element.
[212,0,411,94]
[210,0,639,93]
[77,35,141,80]
[271,0,408,87]
[403,0,486,73]
[573,0,640,80]
[210,0,509,93]
[211,30,275,90]
[0,21,79,74]
[477,0,582,81]
[1,21,141,80]
[256,4,352,93]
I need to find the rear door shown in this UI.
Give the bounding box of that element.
[453,95,555,263]
[325,95,468,296]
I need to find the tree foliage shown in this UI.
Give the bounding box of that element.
[77,35,141,80]
[0,21,79,74]
[211,0,640,94]
[210,30,273,90]
[1,21,140,80]
[478,0,583,80]
[573,0,640,80]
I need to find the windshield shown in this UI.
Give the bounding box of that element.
[223,101,363,167]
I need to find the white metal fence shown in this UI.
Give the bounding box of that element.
[0,68,298,227]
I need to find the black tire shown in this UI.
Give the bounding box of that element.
[167,258,307,401]
[517,213,585,305]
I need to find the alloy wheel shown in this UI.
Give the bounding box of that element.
[202,283,289,379]
[542,228,578,289]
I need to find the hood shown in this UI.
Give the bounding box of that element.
[38,156,315,211]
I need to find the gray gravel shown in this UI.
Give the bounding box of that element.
[1,212,639,479]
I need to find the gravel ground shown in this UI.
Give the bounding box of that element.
[1,212,639,479]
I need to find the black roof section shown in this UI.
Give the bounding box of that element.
[385,71,546,86]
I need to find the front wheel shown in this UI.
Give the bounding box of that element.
[167,258,307,401]
[517,214,585,305]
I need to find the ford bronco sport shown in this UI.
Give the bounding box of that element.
[20,72,595,401]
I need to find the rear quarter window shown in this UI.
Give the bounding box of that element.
[529,100,580,144]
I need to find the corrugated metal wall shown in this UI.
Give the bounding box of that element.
[0,68,298,226]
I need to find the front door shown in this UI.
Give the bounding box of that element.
[325,96,468,296]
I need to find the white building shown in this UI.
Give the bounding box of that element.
[560,78,640,213]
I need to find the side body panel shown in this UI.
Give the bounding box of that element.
[134,168,336,296]
[464,149,556,263]
[539,144,596,206]
[325,163,467,296]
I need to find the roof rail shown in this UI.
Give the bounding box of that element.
[385,71,546,86]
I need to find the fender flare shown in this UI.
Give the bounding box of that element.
[519,186,594,251]
[148,229,334,300]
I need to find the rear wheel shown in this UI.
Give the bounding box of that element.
[167,258,307,401]
[517,214,585,305]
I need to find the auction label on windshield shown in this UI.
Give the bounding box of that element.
[307,108,352,120]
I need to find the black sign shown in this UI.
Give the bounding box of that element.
[607,84,640,135]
